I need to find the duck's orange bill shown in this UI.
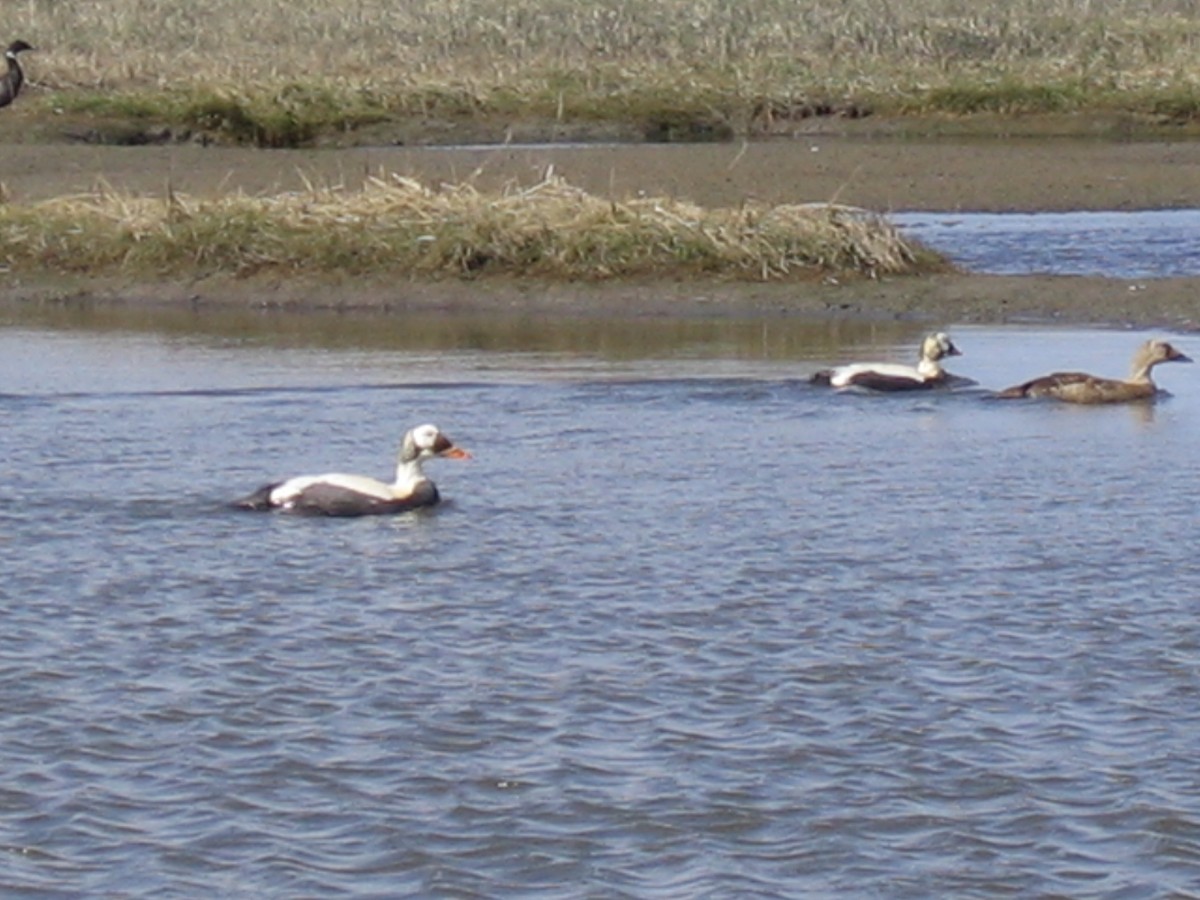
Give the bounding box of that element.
[442,446,472,460]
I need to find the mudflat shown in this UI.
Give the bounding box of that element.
[3,135,1199,328]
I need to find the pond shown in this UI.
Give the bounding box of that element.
[2,306,1199,896]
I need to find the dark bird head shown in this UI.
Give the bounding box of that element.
[6,40,33,56]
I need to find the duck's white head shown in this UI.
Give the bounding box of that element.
[400,423,471,465]
[920,332,962,363]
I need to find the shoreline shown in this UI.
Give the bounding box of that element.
[2,135,1199,331]
[4,135,1200,213]
[4,271,1198,333]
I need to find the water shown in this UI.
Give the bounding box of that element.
[3,312,1200,897]
[894,209,1200,278]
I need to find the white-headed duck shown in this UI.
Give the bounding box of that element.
[235,423,470,516]
[811,332,967,392]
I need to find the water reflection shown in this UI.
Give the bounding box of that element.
[0,300,929,363]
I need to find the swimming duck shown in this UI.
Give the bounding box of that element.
[995,339,1191,404]
[235,423,470,516]
[0,40,33,109]
[811,332,965,391]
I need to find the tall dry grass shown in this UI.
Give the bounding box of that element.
[0,174,940,280]
[10,0,1200,139]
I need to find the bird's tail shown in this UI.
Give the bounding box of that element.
[809,369,834,386]
[231,482,281,511]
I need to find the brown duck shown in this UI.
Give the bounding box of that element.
[995,339,1191,404]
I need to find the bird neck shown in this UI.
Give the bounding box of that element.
[392,456,429,490]
[1129,356,1158,383]
[917,357,945,378]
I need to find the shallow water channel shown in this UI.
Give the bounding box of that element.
[895,208,1200,278]
[3,306,1200,896]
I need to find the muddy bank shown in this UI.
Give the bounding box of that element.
[6,271,1199,332]
[4,136,1200,212]
[2,135,1199,328]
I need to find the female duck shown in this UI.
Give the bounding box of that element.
[995,339,1191,404]
[236,423,470,516]
[811,332,966,391]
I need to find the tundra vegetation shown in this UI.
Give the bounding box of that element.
[2,0,1196,280]
[10,0,1200,146]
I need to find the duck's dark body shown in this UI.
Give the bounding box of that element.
[235,479,440,517]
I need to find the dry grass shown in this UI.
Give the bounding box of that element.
[20,0,1200,89]
[0,174,938,280]
[9,0,1200,142]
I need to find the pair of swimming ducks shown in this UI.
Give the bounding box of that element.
[236,334,1190,517]
[811,332,1192,402]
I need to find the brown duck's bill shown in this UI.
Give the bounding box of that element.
[441,446,472,460]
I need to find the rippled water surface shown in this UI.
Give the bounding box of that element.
[895,208,1200,278]
[4,309,1200,897]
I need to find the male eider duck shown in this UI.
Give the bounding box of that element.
[0,40,33,109]
[811,332,966,392]
[235,423,470,516]
[995,339,1191,404]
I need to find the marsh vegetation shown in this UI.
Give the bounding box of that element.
[0,175,939,281]
[9,0,1200,146]
[2,0,1193,284]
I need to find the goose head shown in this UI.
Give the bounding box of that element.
[399,423,471,465]
[6,40,32,58]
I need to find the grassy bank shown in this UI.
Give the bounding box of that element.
[0,175,939,281]
[10,0,1200,145]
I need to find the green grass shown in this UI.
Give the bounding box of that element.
[914,80,1089,116]
[10,0,1200,145]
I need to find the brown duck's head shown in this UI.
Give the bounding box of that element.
[919,332,962,363]
[6,40,33,57]
[1139,339,1192,369]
